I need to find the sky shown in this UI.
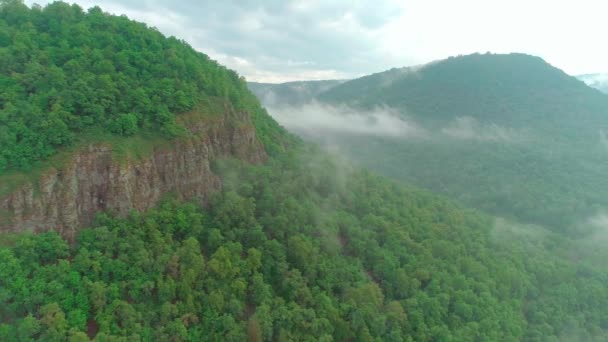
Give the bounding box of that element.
[25,0,608,83]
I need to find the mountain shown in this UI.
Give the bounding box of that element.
[248,79,345,106]
[578,73,608,93]
[1,3,608,341]
[0,0,289,239]
[320,53,607,130]
[266,53,608,234]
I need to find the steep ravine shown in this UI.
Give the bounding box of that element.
[0,104,266,241]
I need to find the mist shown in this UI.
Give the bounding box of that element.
[265,101,525,145]
[599,129,608,149]
[441,116,524,142]
[266,101,427,139]
[587,213,608,242]
[581,73,608,84]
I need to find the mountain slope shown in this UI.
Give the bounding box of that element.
[0,1,289,239]
[282,53,608,234]
[0,0,287,173]
[3,150,608,341]
[1,102,266,240]
[321,53,608,132]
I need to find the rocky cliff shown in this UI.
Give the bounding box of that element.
[0,102,266,241]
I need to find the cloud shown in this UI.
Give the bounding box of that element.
[565,213,608,264]
[25,0,608,82]
[25,0,406,82]
[267,101,426,139]
[580,73,608,84]
[579,74,608,93]
[441,116,524,142]
[263,101,526,144]
[490,217,550,246]
[588,213,608,241]
[600,130,608,150]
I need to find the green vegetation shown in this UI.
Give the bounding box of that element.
[2,150,607,341]
[2,2,608,341]
[298,53,608,234]
[0,0,287,173]
[320,53,608,129]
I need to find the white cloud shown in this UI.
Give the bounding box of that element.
[380,0,608,75]
[267,101,426,138]
[24,0,608,81]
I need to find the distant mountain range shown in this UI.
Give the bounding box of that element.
[577,73,608,93]
[250,53,608,234]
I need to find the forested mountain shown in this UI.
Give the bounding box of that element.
[1,2,608,341]
[320,53,608,132]
[0,0,287,173]
[263,53,608,234]
[4,150,608,341]
[248,80,345,106]
[578,73,608,93]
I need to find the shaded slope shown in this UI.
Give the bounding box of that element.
[321,53,608,133]
[287,53,608,233]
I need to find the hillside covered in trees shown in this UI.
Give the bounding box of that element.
[260,53,608,235]
[1,2,608,341]
[0,0,286,173]
[3,150,608,341]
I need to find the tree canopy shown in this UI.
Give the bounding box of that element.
[267,53,608,234]
[1,2,607,341]
[2,150,607,341]
[0,1,286,172]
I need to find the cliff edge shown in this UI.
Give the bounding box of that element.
[0,102,266,241]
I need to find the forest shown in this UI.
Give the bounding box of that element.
[0,0,285,173]
[254,53,608,235]
[1,1,608,341]
[2,149,608,341]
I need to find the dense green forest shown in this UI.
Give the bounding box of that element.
[0,0,286,172]
[2,150,608,341]
[2,2,608,341]
[258,53,608,234]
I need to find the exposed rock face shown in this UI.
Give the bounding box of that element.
[0,104,266,241]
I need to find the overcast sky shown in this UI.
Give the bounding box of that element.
[25,0,608,83]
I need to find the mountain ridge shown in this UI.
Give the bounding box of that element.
[320,53,607,127]
[254,52,608,234]
[0,0,289,239]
